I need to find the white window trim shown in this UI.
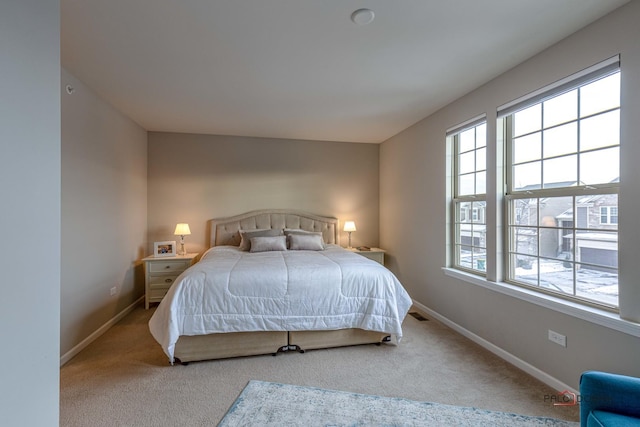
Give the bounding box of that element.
[442,267,640,338]
[446,113,486,137]
[450,118,488,274]
[497,55,620,118]
[502,64,620,308]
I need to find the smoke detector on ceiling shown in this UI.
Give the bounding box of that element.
[351,9,375,25]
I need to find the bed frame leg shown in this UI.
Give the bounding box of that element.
[174,357,190,366]
[376,335,392,346]
[275,344,305,355]
[289,344,304,353]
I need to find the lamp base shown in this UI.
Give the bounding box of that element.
[179,242,186,256]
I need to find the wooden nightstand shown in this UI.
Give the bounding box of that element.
[347,247,385,265]
[143,253,197,309]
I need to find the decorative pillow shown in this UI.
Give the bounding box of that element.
[239,229,283,251]
[249,236,287,253]
[284,229,325,248]
[288,233,325,251]
[284,228,323,236]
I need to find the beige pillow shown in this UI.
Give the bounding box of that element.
[288,233,325,251]
[249,236,287,253]
[284,228,323,236]
[284,229,325,248]
[239,229,283,251]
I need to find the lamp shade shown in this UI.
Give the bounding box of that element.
[343,221,357,232]
[174,223,191,236]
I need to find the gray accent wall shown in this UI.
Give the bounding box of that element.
[0,1,61,424]
[61,69,147,358]
[147,132,379,254]
[380,1,640,390]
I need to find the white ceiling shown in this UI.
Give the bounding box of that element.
[61,0,628,143]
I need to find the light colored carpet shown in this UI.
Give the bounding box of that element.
[60,307,580,426]
[219,380,579,426]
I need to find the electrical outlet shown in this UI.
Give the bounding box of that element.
[110,286,117,296]
[548,330,567,347]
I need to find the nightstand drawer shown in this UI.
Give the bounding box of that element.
[148,285,172,300]
[149,274,179,288]
[148,260,191,273]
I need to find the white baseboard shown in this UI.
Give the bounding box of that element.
[60,296,144,366]
[411,300,577,394]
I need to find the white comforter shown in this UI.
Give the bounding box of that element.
[149,244,412,362]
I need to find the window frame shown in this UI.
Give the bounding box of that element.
[502,68,621,310]
[449,118,488,275]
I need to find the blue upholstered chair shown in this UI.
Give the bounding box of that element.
[579,371,640,426]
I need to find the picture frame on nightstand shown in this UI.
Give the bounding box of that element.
[153,240,177,257]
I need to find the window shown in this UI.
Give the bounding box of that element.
[503,67,620,308]
[600,206,618,225]
[449,119,487,274]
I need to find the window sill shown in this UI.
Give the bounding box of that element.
[442,267,640,338]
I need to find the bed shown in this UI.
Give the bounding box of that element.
[148,209,412,364]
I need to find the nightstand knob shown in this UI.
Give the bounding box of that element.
[165,265,171,269]
[165,278,173,283]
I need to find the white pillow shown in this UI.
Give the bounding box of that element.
[288,233,325,251]
[249,236,287,253]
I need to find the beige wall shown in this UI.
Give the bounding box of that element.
[0,1,61,424]
[147,132,379,254]
[380,1,640,390]
[61,69,147,358]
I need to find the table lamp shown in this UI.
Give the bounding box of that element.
[174,223,191,255]
[343,221,356,248]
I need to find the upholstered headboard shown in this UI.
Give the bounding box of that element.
[209,209,339,247]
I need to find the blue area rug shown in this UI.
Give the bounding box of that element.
[218,380,578,426]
